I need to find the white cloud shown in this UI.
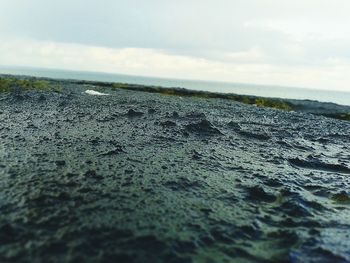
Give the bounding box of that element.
[1,1,350,94]
[245,19,350,42]
[0,38,350,92]
[224,47,267,63]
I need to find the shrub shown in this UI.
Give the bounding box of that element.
[112,83,129,89]
[0,77,57,93]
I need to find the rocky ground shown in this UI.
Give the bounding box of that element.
[0,80,350,263]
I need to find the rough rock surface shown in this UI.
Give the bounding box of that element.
[0,83,350,263]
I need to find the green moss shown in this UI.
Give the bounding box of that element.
[161,89,176,96]
[0,77,58,93]
[109,81,294,112]
[112,83,129,89]
[0,78,13,92]
[254,98,293,111]
[337,113,350,121]
[322,112,350,121]
[241,96,250,104]
[32,80,51,91]
[332,192,350,204]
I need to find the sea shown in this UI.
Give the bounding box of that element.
[1,66,350,106]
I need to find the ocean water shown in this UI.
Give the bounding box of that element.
[1,66,350,106]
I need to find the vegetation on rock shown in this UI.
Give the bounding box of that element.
[112,82,293,111]
[0,77,60,93]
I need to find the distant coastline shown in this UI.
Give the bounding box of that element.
[1,65,350,106]
[1,73,349,121]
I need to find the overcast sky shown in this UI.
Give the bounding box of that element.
[1,0,350,91]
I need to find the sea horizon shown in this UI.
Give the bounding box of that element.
[1,65,350,106]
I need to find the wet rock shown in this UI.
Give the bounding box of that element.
[124,169,133,174]
[26,123,38,129]
[38,94,46,102]
[164,178,202,191]
[55,160,66,166]
[98,146,126,156]
[279,200,312,217]
[1,75,350,263]
[185,111,206,119]
[227,121,242,131]
[160,120,177,128]
[171,240,197,254]
[84,170,103,180]
[127,109,144,117]
[185,119,222,135]
[245,185,277,203]
[148,108,156,114]
[210,227,234,243]
[89,138,101,145]
[172,111,180,118]
[238,130,271,141]
[289,158,350,174]
[332,191,350,203]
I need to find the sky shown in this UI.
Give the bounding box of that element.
[1,0,350,92]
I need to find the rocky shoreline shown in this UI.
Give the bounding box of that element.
[0,75,349,262]
[1,74,350,121]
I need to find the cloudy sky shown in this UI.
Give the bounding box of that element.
[1,0,350,92]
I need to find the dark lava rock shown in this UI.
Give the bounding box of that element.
[84,170,103,180]
[38,94,46,102]
[164,178,202,191]
[148,108,156,114]
[55,160,66,166]
[172,111,180,118]
[127,109,144,117]
[192,150,202,160]
[238,130,271,141]
[185,119,222,135]
[245,185,277,203]
[227,121,242,131]
[98,146,126,156]
[332,191,350,203]
[289,158,350,174]
[185,111,206,119]
[160,120,177,128]
[1,75,350,263]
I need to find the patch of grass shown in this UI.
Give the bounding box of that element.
[332,191,350,204]
[337,113,350,121]
[323,112,350,121]
[0,77,60,93]
[254,98,293,111]
[0,78,12,92]
[112,83,129,89]
[110,81,294,111]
